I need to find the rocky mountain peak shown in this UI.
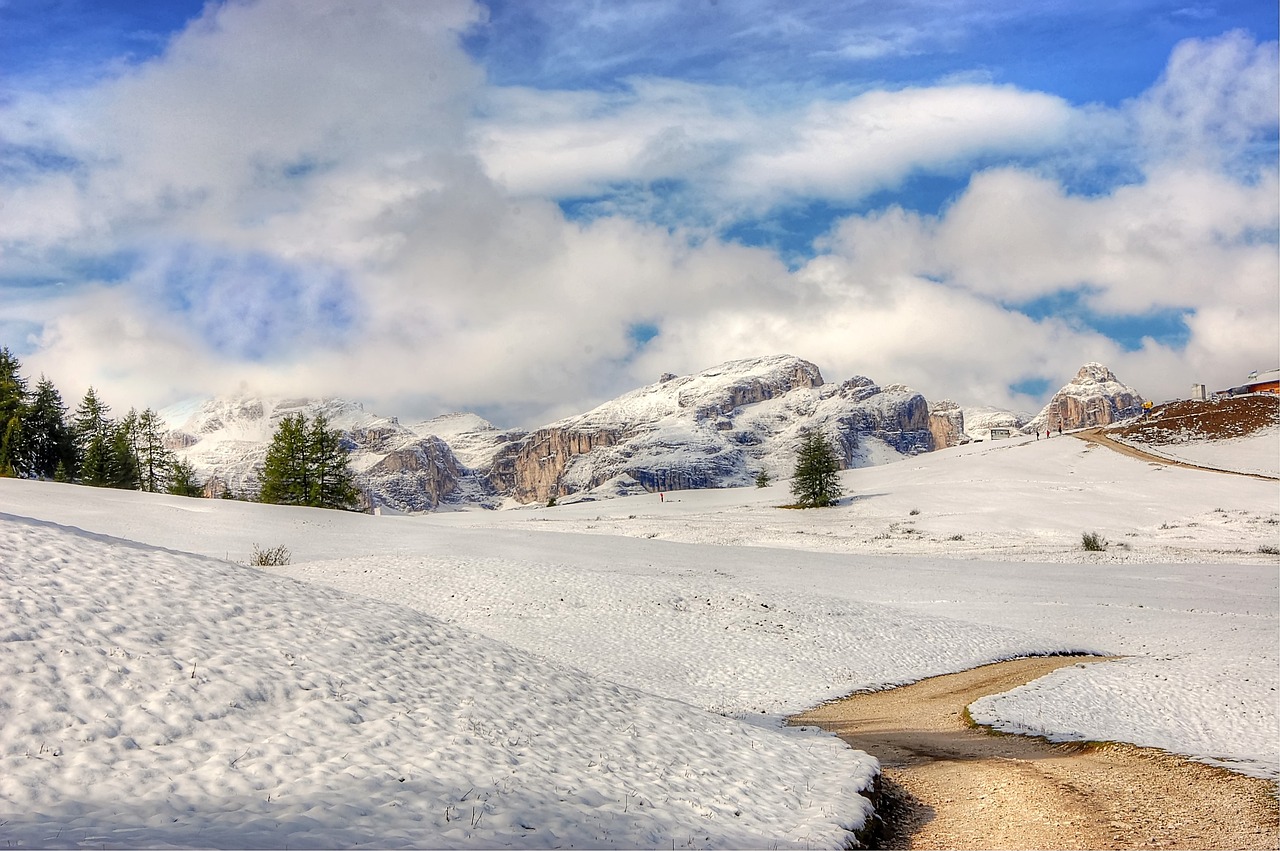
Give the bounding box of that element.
[1073,362,1121,386]
[1026,363,1145,433]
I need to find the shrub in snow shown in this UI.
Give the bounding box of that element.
[1081,531,1108,552]
[250,543,291,566]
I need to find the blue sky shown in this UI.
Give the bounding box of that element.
[0,0,1276,425]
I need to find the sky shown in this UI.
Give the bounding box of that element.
[0,0,1277,428]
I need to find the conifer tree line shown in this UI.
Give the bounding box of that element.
[0,346,358,510]
[0,346,202,494]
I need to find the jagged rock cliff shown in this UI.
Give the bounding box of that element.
[161,355,956,510]
[489,355,935,504]
[928,400,967,449]
[1025,363,1146,434]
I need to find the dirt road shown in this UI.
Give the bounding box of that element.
[790,656,1279,849]
[1074,428,1279,481]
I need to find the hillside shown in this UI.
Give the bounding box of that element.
[1107,394,1280,477]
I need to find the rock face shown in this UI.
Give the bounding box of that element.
[489,355,935,504]
[162,355,945,510]
[1025,363,1146,434]
[162,396,486,512]
[928,400,968,449]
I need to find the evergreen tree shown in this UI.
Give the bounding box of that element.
[73,388,114,486]
[790,429,843,508]
[260,413,360,510]
[167,457,204,497]
[307,414,360,510]
[0,417,22,478]
[24,377,75,479]
[133,408,173,492]
[104,421,140,490]
[260,413,311,506]
[0,347,29,477]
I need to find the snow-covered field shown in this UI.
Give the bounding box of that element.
[1,432,1277,848]
[1120,428,1280,478]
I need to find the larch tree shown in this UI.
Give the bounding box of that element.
[260,413,360,510]
[133,408,173,493]
[789,429,843,508]
[24,377,75,480]
[73,387,114,486]
[0,347,29,477]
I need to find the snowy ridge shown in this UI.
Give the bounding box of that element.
[162,395,482,512]
[159,356,938,510]
[410,412,525,472]
[492,356,935,504]
[962,405,1032,441]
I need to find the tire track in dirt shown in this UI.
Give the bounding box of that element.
[790,656,1279,849]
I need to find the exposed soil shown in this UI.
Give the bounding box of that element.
[1111,395,1280,444]
[790,656,1280,850]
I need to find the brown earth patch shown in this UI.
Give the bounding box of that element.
[790,656,1280,850]
[1110,395,1280,445]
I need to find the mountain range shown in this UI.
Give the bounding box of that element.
[162,355,1145,512]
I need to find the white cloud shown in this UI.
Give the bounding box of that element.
[0,8,1275,428]
[1131,29,1279,171]
[732,85,1071,201]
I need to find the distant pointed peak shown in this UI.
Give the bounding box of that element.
[1072,362,1119,384]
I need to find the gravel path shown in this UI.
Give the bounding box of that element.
[790,656,1280,849]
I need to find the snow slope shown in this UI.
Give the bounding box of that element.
[0,514,874,849]
[1,430,1277,849]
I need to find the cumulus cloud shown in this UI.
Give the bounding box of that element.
[1131,29,1279,171]
[0,5,1275,427]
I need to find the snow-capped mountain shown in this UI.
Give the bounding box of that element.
[962,406,1034,442]
[165,357,1147,511]
[1024,363,1146,434]
[487,355,935,504]
[161,355,942,511]
[161,396,484,512]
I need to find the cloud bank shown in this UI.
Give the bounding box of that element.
[0,1,1275,426]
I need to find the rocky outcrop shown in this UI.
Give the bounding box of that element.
[489,427,624,503]
[162,396,479,512]
[362,436,464,511]
[928,400,967,449]
[160,355,967,510]
[1025,364,1145,434]
[491,355,935,504]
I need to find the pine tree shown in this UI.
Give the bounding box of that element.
[260,414,311,506]
[0,417,22,478]
[789,429,843,508]
[307,413,360,510]
[73,388,114,486]
[0,347,29,477]
[104,421,140,490]
[260,413,360,510]
[24,377,75,480]
[133,408,173,493]
[167,457,204,497]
